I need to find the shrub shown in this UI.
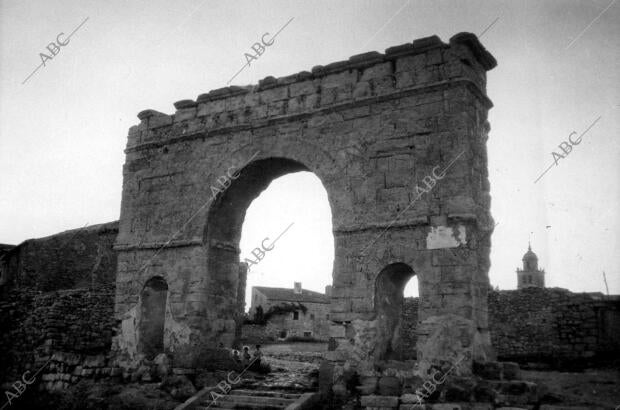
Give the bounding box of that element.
[245,302,307,325]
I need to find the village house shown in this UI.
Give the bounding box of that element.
[249,282,330,340]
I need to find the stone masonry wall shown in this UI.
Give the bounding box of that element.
[0,221,118,293]
[400,288,620,363]
[401,297,419,360]
[488,287,620,361]
[0,286,117,391]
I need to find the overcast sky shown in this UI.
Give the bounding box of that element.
[1,0,618,304]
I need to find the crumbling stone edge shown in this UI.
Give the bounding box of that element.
[173,385,212,410]
[284,392,321,410]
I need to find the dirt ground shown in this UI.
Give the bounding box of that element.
[523,368,620,409]
[259,342,323,388]
[261,342,328,353]
[260,343,620,408]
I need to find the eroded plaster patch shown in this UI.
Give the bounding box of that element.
[426,224,467,249]
[165,298,191,352]
[119,306,139,359]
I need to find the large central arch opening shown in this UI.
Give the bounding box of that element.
[205,157,334,346]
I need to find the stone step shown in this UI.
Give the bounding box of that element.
[227,389,302,399]
[196,402,286,410]
[199,392,299,409]
[196,406,283,410]
[222,394,298,407]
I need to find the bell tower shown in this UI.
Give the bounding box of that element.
[516,243,545,289]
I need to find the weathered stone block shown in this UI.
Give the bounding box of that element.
[426,48,443,65]
[399,405,427,410]
[260,86,288,103]
[353,81,372,99]
[430,405,465,410]
[161,374,197,400]
[378,376,402,396]
[501,362,520,380]
[268,100,286,116]
[321,70,357,88]
[289,80,317,97]
[396,54,426,72]
[470,405,493,410]
[361,62,393,81]
[473,360,501,379]
[361,395,399,407]
[395,70,416,88]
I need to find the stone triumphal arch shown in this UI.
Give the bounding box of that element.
[113,32,497,375]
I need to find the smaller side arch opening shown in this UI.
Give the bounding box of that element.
[139,276,168,359]
[374,263,418,361]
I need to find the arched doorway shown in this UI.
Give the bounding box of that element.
[374,263,419,361]
[138,276,168,359]
[205,157,334,347]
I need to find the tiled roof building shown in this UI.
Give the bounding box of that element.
[249,282,331,340]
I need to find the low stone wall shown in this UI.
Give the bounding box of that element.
[0,287,117,390]
[41,352,115,391]
[264,351,324,365]
[239,324,277,345]
[240,321,329,345]
[401,298,419,360]
[488,287,620,361]
[0,289,40,383]
[401,288,620,364]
